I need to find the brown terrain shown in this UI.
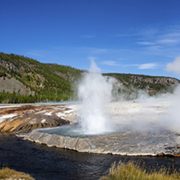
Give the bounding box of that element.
[0,104,77,134]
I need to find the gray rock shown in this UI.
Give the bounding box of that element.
[18,129,180,156]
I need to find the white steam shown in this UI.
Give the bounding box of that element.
[166,56,180,75]
[111,84,180,133]
[78,60,114,134]
[89,57,101,73]
[157,85,180,132]
[77,58,180,135]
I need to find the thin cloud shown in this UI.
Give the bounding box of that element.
[139,63,158,69]
[157,39,179,45]
[101,61,162,70]
[145,45,162,53]
[136,25,180,58]
[137,42,155,45]
[113,33,137,37]
[75,47,108,54]
[123,64,139,67]
[139,28,158,37]
[101,61,119,66]
[166,56,180,74]
[92,48,108,53]
[157,33,180,45]
[159,30,180,40]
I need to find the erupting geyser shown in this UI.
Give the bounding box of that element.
[38,59,116,137]
[21,64,180,156]
[78,59,114,135]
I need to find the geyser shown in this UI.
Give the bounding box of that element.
[78,59,114,135]
[38,60,115,137]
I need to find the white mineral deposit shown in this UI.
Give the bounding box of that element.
[19,61,180,156]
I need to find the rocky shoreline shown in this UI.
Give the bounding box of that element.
[0,104,78,134]
[18,128,180,157]
[1,101,180,156]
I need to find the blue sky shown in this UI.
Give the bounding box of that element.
[1,0,180,79]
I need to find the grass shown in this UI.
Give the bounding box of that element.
[0,167,35,180]
[100,161,180,180]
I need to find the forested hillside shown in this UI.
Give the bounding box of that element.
[0,52,83,103]
[105,73,180,98]
[0,52,179,103]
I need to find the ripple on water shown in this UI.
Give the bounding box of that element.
[0,133,180,180]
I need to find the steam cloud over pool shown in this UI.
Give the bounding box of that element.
[78,59,114,135]
[21,73,180,156]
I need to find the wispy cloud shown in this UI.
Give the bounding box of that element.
[123,64,139,67]
[145,45,162,53]
[101,61,161,71]
[92,48,108,53]
[113,28,158,38]
[113,33,137,37]
[139,63,159,69]
[137,42,155,45]
[136,25,180,57]
[157,39,179,45]
[166,56,180,74]
[101,60,161,70]
[101,60,119,66]
[140,28,158,37]
[158,31,180,43]
[76,47,108,54]
[101,61,163,70]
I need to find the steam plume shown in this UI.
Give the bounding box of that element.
[78,59,113,134]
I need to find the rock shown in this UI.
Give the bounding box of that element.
[0,104,73,134]
[19,129,180,156]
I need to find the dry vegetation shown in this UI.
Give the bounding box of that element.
[0,168,35,180]
[100,161,180,180]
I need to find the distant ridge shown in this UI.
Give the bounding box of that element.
[0,52,179,103]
